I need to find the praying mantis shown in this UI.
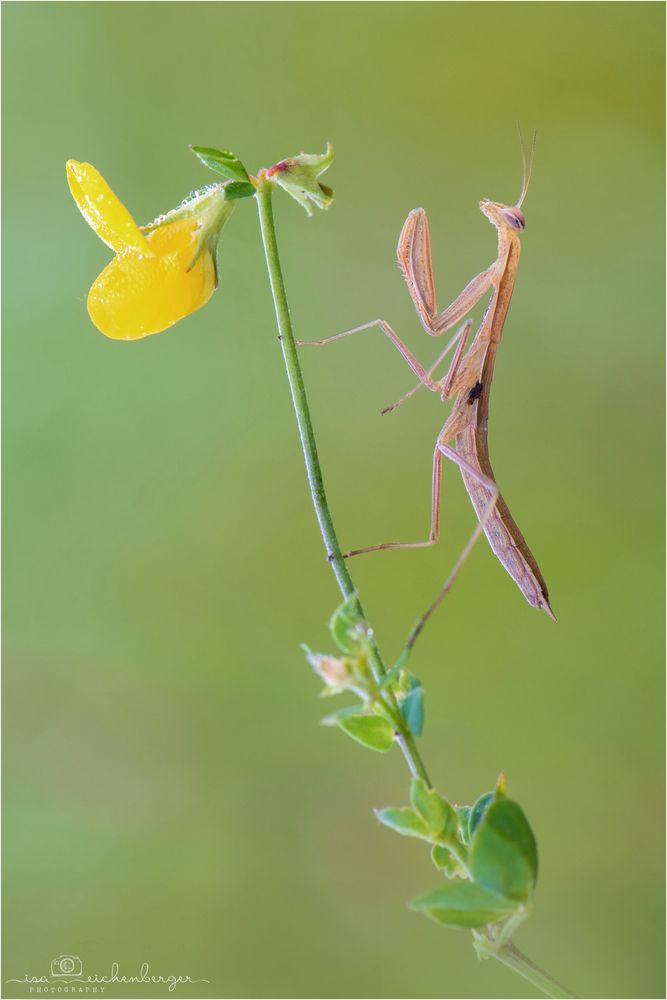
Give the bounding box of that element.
[299,139,555,643]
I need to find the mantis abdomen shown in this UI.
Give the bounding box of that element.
[455,419,554,618]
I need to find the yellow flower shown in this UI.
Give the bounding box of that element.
[66,161,234,340]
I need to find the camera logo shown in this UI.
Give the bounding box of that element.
[50,955,83,978]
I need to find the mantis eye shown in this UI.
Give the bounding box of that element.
[502,208,525,230]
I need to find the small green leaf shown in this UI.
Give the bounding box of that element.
[338,713,394,752]
[223,181,256,200]
[456,805,472,844]
[468,791,495,840]
[431,844,452,870]
[410,880,516,929]
[329,596,367,655]
[471,799,538,903]
[410,778,431,818]
[410,780,457,838]
[400,685,424,736]
[375,807,430,841]
[431,845,470,879]
[495,771,508,798]
[190,146,250,183]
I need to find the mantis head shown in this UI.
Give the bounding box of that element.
[479,199,526,231]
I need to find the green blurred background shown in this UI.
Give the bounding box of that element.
[3,3,664,998]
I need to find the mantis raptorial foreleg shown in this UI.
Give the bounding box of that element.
[373,208,497,414]
[399,208,495,335]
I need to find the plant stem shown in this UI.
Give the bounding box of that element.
[255,179,429,786]
[254,177,575,1000]
[495,943,578,999]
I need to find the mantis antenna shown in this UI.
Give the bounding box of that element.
[516,124,537,209]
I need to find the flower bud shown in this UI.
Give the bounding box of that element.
[267,143,334,216]
[305,650,354,694]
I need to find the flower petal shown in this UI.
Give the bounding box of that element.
[86,219,216,340]
[66,160,150,254]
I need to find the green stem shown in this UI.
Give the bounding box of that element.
[254,177,576,1000]
[255,179,429,786]
[495,943,578,999]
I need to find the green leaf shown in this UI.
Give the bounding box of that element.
[430,845,468,879]
[338,713,394,752]
[329,595,367,655]
[495,770,508,798]
[410,880,516,929]
[410,779,457,838]
[223,181,256,200]
[431,844,453,870]
[400,685,424,736]
[375,807,430,841]
[468,791,495,840]
[190,146,250,183]
[470,799,538,903]
[455,805,472,844]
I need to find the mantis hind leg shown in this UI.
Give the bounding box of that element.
[403,445,499,653]
[340,442,445,559]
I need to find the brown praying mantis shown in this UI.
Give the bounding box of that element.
[299,139,555,646]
